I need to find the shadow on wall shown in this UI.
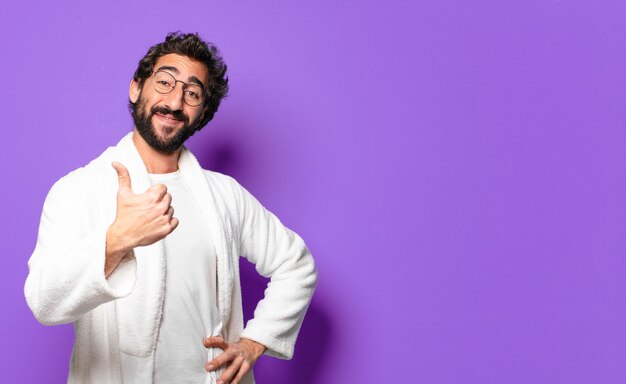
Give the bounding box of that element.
[194,135,331,383]
[196,139,239,175]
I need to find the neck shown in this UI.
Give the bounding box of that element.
[132,128,181,174]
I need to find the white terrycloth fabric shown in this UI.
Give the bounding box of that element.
[24,132,317,384]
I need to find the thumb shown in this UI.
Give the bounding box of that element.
[111,162,132,193]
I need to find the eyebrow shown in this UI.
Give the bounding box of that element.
[156,65,206,90]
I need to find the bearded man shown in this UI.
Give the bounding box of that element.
[24,32,317,384]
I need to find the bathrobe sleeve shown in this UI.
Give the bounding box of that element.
[25,173,137,326]
[232,180,318,360]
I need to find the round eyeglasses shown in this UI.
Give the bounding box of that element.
[152,70,206,107]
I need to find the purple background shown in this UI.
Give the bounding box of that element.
[2,1,626,383]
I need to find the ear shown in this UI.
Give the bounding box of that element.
[129,78,141,103]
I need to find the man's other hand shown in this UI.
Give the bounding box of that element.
[204,336,267,384]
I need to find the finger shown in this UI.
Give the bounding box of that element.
[217,356,243,384]
[111,162,132,194]
[147,183,168,202]
[165,206,174,219]
[156,195,172,216]
[161,193,172,209]
[231,360,251,384]
[206,350,235,371]
[169,217,179,232]
[203,336,228,350]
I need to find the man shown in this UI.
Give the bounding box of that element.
[24,32,317,384]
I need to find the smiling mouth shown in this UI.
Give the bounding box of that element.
[155,113,183,122]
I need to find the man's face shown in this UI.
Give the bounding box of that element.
[129,53,209,154]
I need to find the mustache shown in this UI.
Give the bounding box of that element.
[151,106,188,122]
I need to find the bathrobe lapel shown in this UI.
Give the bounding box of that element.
[108,134,166,357]
[179,148,234,327]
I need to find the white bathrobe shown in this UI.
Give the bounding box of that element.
[24,132,317,383]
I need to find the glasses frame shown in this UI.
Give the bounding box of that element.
[151,70,207,107]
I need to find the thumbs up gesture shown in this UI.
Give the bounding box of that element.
[105,162,179,277]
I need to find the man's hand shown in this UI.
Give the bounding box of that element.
[105,162,179,277]
[204,336,267,384]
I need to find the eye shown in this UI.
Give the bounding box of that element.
[158,79,173,87]
[185,90,200,100]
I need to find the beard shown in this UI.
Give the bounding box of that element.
[131,96,199,155]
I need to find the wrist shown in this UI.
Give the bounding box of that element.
[106,223,133,253]
[240,338,267,359]
[105,224,133,277]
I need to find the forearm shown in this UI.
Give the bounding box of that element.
[25,227,136,325]
[240,253,317,359]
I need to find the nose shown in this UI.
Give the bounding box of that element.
[163,82,185,111]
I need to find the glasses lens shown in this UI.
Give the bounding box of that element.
[153,71,175,94]
[183,84,205,106]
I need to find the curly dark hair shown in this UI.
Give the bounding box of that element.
[130,31,229,129]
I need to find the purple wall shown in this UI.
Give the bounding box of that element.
[3,1,626,383]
